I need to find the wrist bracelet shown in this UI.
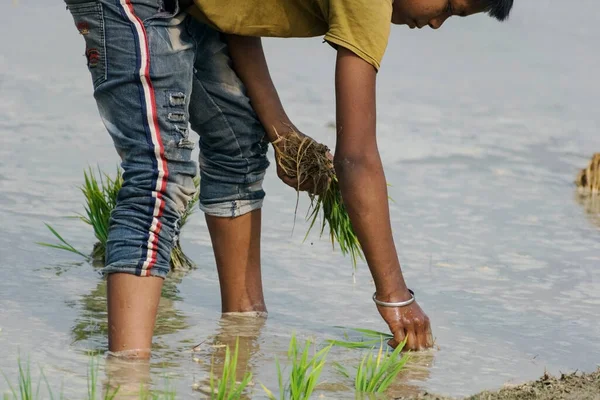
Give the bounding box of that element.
[372,289,415,307]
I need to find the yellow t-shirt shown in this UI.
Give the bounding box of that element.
[187,0,393,70]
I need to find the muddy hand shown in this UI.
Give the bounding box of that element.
[377,300,434,351]
[274,131,333,194]
[276,161,316,192]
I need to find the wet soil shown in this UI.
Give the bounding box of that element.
[405,369,600,400]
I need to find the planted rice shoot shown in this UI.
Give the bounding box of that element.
[1,357,40,400]
[2,357,178,400]
[39,223,89,260]
[40,369,64,400]
[87,357,119,400]
[38,167,199,271]
[209,338,253,400]
[326,327,394,350]
[272,131,364,271]
[138,379,176,400]
[334,339,409,394]
[261,334,331,400]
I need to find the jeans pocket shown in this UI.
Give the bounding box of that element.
[142,0,180,24]
[67,2,107,89]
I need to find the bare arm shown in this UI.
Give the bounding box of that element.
[226,35,432,350]
[333,48,407,300]
[334,47,432,350]
[225,34,295,141]
[226,34,320,191]
[228,37,402,290]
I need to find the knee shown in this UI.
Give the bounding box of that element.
[115,163,197,221]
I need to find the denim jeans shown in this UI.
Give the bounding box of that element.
[64,0,270,278]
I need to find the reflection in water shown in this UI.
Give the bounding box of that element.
[103,356,152,398]
[315,350,435,399]
[68,269,191,398]
[4,1,600,396]
[318,331,435,398]
[575,191,600,229]
[388,350,435,398]
[192,313,267,396]
[70,270,190,354]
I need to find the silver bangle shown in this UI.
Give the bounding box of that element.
[372,289,415,307]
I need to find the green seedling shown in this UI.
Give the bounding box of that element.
[209,338,253,400]
[327,327,394,349]
[261,334,331,400]
[334,339,409,394]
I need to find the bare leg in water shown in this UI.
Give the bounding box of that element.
[106,209,266,357]
[206,209,266,314]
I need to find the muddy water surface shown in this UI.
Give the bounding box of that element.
[1,1,599,398]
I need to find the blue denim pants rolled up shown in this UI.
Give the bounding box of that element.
[64,0,270,278]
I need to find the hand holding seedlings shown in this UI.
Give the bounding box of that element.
[272,129,334,195]
[272,130,365,270]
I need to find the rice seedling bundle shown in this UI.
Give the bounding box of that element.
[272,131,364,270]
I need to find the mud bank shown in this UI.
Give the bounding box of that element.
[404,369,600,400]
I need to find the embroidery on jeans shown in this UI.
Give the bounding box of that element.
[86,48,100,68]
[77,22,90,35]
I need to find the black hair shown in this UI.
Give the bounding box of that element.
[483,0,514,21]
